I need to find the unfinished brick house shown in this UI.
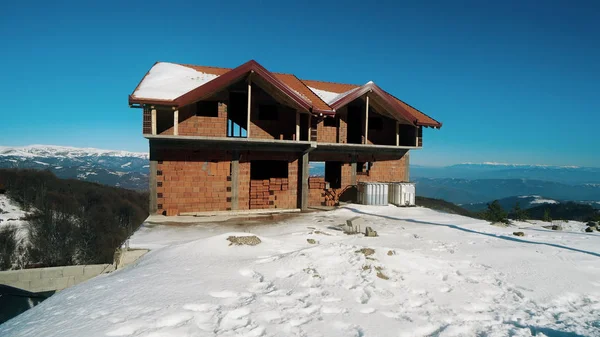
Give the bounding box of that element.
[129,60,441,215]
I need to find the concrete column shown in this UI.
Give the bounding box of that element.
[396,121,400,146]
[173,110,179,136]
[247,81,252,138]
[364,96,369,144]
[301,151,309,210]
[405,152,410,181]
[151,107,157,135]
[295,111,300,141]
[307,115,311,141]
[350,157,357,185]
[231,151,239,210]
[149,160,157,214]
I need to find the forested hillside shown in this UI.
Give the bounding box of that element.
[0,169,148,270]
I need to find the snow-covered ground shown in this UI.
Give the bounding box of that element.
[0,194,28,241]
[2,205,599,336]
[515,219,592,233]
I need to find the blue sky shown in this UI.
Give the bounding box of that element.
[0,1,598,167]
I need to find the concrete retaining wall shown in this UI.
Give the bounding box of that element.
[0,264,115,292]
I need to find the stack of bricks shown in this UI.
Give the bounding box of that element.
[268,177,289,191]
[308,177,327,189]
[250,180,271,208]
[249,178,290,209]
[308,177,328,206]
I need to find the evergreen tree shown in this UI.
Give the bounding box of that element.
[542,208,552,222]
[512,202,528,221]
[485,200,509,224]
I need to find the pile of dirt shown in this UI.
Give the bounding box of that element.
[227,235,262,246]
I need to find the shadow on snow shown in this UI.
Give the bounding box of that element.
[344,207,600,258]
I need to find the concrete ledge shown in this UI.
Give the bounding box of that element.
[116,249,149,269]
[180,208,301,217]
[0,264,114,293]
[145,208,302,224]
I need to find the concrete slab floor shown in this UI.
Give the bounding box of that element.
[145,208,305,227]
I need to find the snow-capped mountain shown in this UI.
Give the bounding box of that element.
[0,145,149,190]
[461,195,561,212]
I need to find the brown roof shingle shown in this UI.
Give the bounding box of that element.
[273,74,332,112]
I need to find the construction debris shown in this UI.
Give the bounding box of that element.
[227,236,262,246]
[365,226,378,237]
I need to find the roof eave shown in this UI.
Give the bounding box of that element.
[330,83,418,126]
[172,60,313,112]
[312,109,336,116]
[417,121,443,129]
[128,95,177,108]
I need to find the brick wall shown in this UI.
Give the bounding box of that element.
[161,102,228,137]
[338,109,348,144]
[249,104,296,140]
[315,112,348,144]
[356,152,409,182]
[317,117,337,143]
[154,148,231,215]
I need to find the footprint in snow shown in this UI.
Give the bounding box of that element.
[209,290,238,298]
[105,321,145,336]
[183,303,218,312]
[288,316,312,327]
[275,270,295,278]
[247,281,275,294]
[360,307,376,314]
[154,312,194,328]
[321,297,342,303]
[321,306,347,314]
[239,269,265,282]
[257,311,282,323]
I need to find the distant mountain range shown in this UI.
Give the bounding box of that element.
[463,195,559,212]
[414,177,600,205]
[1,146,599,207]
[412,162,600,206]
[463,194,600,213]
[412,163,600,185]
[0,145,149,190]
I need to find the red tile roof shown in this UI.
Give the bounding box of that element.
[272,73,332,112]
[129,61,441,128]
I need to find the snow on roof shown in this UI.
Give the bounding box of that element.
[307,86,361,105]
[132,62,220,101]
